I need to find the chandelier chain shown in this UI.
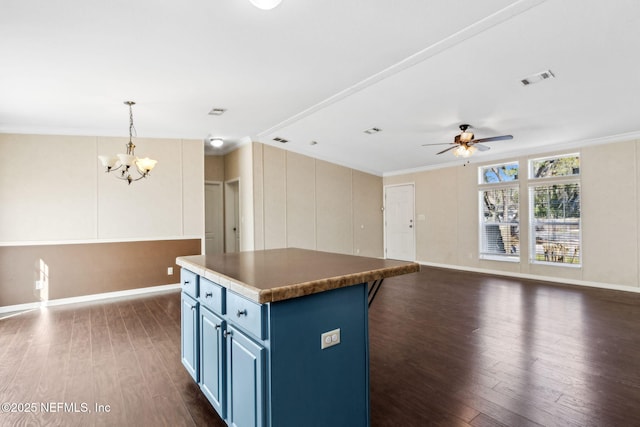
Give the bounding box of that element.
[128,102,137,141]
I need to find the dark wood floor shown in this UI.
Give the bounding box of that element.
[2,267,640,426]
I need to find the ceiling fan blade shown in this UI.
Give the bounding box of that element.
[437,145,458,155]
[422,142,454,146]
[472,143,490,152]
[472,135,513,143]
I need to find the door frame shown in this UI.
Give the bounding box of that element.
[204,180,224,255]
[383,183,416,261]
[224,179,240,253]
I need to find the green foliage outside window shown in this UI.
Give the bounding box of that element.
[531,155,580,179]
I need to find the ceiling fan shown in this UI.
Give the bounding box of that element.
[422,124,513,158]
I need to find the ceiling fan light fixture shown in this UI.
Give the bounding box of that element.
[460,131,474,142]
[453,145,476,158]
[249,0,282,10]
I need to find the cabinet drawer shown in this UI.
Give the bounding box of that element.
[226,291,266,340]
[199,278,225,314]
[181,268,199,298]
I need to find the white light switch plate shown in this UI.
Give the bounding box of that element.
[321,328,341,349]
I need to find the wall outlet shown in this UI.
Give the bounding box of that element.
[35,280,43,290]
[321,328,341,349]
[167,267,174,275]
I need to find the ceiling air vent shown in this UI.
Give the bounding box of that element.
[520,70,555,86]
[364,127,382,135]
[208,108,227,116]
[273,137,288,143]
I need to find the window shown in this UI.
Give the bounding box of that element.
[529,154,581,266]
[478,162,519,261]
[479,163,519,184]
[530,154,580,179]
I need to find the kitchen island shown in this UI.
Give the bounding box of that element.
[177,248,419,427]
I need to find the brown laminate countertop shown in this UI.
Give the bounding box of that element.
[176,248,420,304]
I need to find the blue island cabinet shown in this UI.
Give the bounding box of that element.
[226,324,265,427]
[200,306,226,417]
[181,293,199,381]
[181,267,370,427]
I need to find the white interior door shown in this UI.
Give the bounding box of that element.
[385,184,416,261]
[205,182,224,255]
[225,180,240,253]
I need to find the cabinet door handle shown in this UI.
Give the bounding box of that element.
[184,280,190,285]
[236,309,248,317]
[223,330,232,338]
[215,324,221,330]
[205,292,213,298]
[190,305,196,311]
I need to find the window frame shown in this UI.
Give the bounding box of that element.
[478,161,520,262]
[528,154,581,267]
[478,161,520,185]
[528,153,580,180]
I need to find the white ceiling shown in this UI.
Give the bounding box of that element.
[2,0,640,175]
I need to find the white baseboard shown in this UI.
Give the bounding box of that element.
[418,261,640,294]
[0,283,181,315]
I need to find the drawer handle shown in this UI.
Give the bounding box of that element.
[205,292,213,298]
[184,280,190,285]
[223,330,232,338]
[190,306,196,311]
[215,324,221,330]
[236,309,248,317]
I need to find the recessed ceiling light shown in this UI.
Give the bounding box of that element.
[210,138,224,148]
[364,127,382,135]
[520,70,555,86]
[249,0,282,10]
[208,108,227,116]
[273,137,288,143]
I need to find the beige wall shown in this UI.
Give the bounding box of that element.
[286,151,316,250]
[352,170,384,257]
[0,134,98,241]
[253,144,383,257]
[205,155,225,182]
[225,144,254,251]
[384,139,640,290]
[0,133,204,242]
[0,133,204,308]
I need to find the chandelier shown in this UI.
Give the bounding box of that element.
[98,101,157,185]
